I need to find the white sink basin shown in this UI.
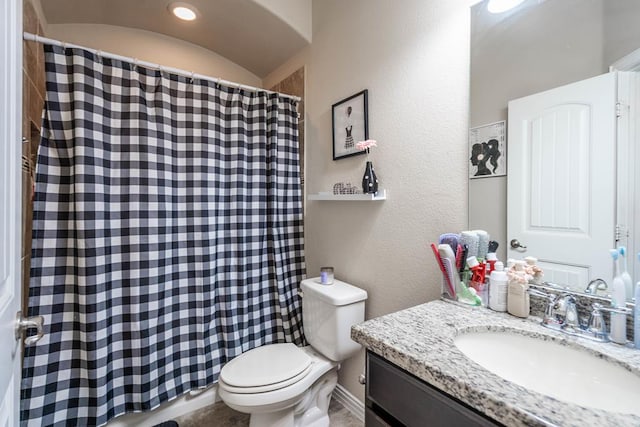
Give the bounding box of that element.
[454,331,640,415]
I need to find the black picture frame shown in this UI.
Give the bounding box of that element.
[332,89,368,160]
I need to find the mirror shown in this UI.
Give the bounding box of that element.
[469,0,640,299]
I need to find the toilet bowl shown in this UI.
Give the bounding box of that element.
[217,278,368,427]
[218,345,338,427]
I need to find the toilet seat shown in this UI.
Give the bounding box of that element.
[220,343,312,394]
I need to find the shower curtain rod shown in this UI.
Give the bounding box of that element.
[23,32,302,102]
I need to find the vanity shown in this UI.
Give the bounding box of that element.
[351,300,640,427]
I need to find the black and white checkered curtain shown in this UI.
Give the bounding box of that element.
[21,44,306,426]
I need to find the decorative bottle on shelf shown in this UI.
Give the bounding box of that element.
[362,161,378,194]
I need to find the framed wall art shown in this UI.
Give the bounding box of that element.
[468,120,506,178]
[332,89,368,160]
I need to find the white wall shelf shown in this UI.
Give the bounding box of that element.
[308,189,387,201]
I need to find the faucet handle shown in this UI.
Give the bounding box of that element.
[527,288,560,326]
[588,303,609,340]
[595,303,633,316]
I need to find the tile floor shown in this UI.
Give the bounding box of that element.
[173,398,363,427]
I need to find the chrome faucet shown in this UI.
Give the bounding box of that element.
[554,294,580,332]
[527,288,609,342]
[527,289,578,329]
[584,278,608,295]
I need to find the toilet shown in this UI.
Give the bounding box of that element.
[218,278,368,427]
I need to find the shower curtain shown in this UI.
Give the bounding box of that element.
[21,44,306,426]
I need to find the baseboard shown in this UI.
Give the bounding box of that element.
[332,384,365,422]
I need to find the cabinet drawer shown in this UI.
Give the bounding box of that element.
[365,407,391,427]
[366,351,500,427]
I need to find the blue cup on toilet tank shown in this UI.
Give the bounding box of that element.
[320,267,334,285]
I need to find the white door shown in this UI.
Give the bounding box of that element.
[0,0,23,425]
[508,72,618,291]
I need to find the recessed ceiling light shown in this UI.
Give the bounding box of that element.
[487,0,526,13]
[169,2,198,21]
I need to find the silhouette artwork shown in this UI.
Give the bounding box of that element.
[486,139,501,173]
[470,141,501,177]
[468,121,506,178]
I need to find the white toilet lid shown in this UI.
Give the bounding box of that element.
[220,343,312,389]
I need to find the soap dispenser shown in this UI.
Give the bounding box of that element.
[507,260,530,318]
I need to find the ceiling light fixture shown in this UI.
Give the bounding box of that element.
[169,2,198,21]
[487,0,526,14]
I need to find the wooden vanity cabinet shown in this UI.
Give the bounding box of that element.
[365,351,501,426]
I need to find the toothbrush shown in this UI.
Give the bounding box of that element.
[619,246,633,300]
[455,244,463,273]
[431,243,456,298]
[439,244,462,296]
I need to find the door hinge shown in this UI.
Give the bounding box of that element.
[615,224,629,242]
[616,102,622,117]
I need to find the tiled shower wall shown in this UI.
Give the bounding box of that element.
[270,67,305,196]
[22,0,46,312]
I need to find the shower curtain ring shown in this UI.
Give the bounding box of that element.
[190,71,195,83]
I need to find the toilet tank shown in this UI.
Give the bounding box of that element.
[300,278,368,362]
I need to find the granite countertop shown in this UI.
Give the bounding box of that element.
[351,299,640,427]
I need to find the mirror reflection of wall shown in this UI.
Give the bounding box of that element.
[469,0,640,288]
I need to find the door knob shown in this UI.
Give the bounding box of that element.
[510,239,527,249]
[15,311,44,346]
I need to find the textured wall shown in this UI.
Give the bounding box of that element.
[264,0,472,402]
[46,24,262,87]
[252,0,312,43]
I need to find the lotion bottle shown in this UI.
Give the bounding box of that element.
[489,261,508,312]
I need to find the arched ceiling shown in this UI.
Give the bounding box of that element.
[40,0,311,77]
